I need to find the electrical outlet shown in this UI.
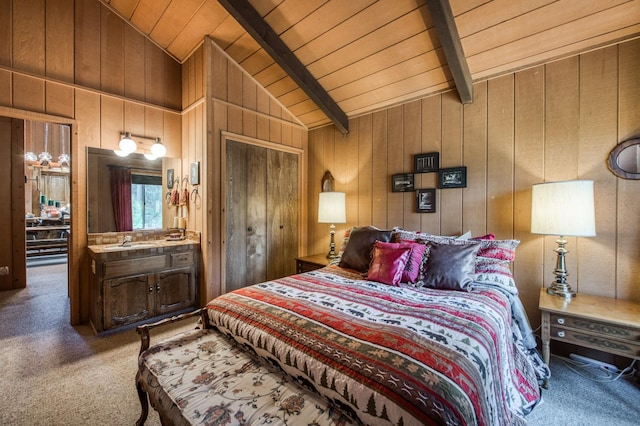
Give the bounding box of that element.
[0,266,8,276]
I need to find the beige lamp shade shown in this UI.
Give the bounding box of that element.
[531,180,596,237]
[318,192,346,224]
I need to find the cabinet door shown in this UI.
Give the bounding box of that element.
[104,274,154,329]
[155,267,196,315]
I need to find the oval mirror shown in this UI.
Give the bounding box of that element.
[608,138,640,179]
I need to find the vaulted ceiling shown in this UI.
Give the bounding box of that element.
[101,0,640,130]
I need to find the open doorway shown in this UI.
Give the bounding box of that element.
[24,120,70,290]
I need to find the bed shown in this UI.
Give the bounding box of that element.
[137,227,549,425]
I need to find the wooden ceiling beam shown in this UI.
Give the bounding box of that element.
[218,0,349,134]
[426,0,473,104]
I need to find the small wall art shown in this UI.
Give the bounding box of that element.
[391,173,414,192]
[190,162,200,185]
[416,188,436,213]
[167,169,175,189]
[414,152,439,173]
[438,167,467,189]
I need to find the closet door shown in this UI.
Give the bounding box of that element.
[226,139,298,292]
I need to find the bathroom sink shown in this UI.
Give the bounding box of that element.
[101,242,158,251]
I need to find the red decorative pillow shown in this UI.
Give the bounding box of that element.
[374,241,428,283]
[366,242,412,286]
[472,233,495,241]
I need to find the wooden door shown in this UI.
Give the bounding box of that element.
[104,273,154,329]
[225,139,298,292]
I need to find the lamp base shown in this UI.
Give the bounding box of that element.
[547,284,576,298]
[326,224,337,259]
[547,236,576,298]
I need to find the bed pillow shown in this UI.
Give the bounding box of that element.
[476,239,519,262]
[374,240,428,284]
[474,257,518,294]
[338,226,393,272]
[366,242,412,286]
[422,242,480,291]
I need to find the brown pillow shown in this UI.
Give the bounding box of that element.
[338,226,393,272]
[422,242,480,291]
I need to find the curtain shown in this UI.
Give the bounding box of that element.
[110,167,132,232]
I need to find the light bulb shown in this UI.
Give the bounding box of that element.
[150,138,166,158]
[119,132,137,153]
[144,153,157,160]
[114,149,129,157]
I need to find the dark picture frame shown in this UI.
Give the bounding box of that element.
[416,188,436,213]
[167,169,175,189]
[391,173,414,192]
[438,167,467,189]
[414,152,439,173]
[190,162,200,185]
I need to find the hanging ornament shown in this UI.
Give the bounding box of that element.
[58,125,70,168]
[39,123,52,167]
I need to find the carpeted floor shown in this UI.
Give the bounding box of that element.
[1,262,638,425]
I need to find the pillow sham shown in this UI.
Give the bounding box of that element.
[338,226,393,272]
[366,242,412,286]
[422,242,480,291]
[474,257,517,293]
[374,240,428,283]
[476,239,520,262]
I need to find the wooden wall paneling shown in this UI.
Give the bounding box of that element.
[13,74,44,113]
[578,46,619,297]
[256,89,270,141]
[45,0,74,82]
[192,105,203,230]
[227,61,243,134]
[269,98,282,144]
[403,100,422,231]
[45,81,74,118]
[242,74,257,138]
[225,139,249,292]
[617,39,640,302]
[123,24,145,102]
[318,125,337,252]
[486,75,515,237]
[211,40,227,101]
[357,114,373,226]
[182,53,191,108]
[100,6,124,96]
[543,57,580,290]
[75,90,101,148]
[462,81,487,235]
[124,102,144,138]
[440,91,463,235]
[0,70,11,106]
[143,40,165,107]
[186,49,196,105]
[12,0,45,74]
[0,117,13,290]
[339,123,358,226]
[0,0,11,67]
[209,98,226,301]
[419,95,441,233]
[194,45,204,101]
[386,105,404,227]
[371,110,388,229]
[11,118,26,290]
[74,0,101,89]
[513,65,545,326]
[100,96,123,150]
[307,127,323,255]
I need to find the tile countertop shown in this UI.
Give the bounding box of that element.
[87,238,200,260]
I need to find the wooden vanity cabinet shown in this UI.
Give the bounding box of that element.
[89,243,198,333]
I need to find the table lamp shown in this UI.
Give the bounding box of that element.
[531,180,596,298]
[318,191,346,258]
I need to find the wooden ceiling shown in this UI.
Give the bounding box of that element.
[102,0,640,130]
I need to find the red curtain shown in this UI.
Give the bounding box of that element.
[110,167,132,232]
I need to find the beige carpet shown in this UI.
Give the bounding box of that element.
[0,263,195,425]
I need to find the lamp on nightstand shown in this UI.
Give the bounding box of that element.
[531,180,596,298]
[318,191,346,259]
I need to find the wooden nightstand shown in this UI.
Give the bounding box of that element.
[295,253,331,273]
[539,288,640,368]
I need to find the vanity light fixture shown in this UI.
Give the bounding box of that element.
[119,132,137,154]
[150,137,167,158]
[114,132,166,160]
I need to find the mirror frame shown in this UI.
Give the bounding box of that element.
[608,138,640,179]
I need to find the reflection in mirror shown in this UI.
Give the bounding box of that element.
[608,138,640,180]
[87,147,179,233]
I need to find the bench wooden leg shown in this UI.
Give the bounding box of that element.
[135,371,149,426]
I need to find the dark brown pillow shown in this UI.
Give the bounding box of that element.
[422,242,480,291]
[338,226,393,272]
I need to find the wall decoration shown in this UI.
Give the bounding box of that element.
[190,162,200,185]
[414,152,439,173]
[416,188,436,213]
[167,169,175,189]
[391,173,414,192]
[438,167,467,189]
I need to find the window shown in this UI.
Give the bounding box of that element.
[131,174,162,230]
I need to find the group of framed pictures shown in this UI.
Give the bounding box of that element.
[391,152,467,213]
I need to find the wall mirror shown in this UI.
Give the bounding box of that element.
[86,147,180,233]
[608,138,640,179]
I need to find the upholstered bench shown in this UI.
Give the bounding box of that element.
[135,310,353,426]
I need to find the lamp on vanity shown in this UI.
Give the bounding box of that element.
[318,191,346,259]
[531,180,596,298]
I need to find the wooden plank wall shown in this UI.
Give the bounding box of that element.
[0,0,181,324]
[185,38,309,304]
[308,39,640,327]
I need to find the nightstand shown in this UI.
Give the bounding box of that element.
[295,253,331,273]
[539,288,640,368]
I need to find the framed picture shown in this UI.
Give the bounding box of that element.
[438,167,467,189]
[190,162,200,185]
[414,152,439,173]
[391,173,414,192]
[416,188,436,213]
[167,169,174,189]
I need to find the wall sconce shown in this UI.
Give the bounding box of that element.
[114,132,166,160]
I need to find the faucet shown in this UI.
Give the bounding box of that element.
[121,236,132,247]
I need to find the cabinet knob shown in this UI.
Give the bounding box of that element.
[156,283,161,292]
[280,225,284,229]
[149,286,153,294]
[557,330,565,338]
[247,226,253,232]
[557,317,565,325]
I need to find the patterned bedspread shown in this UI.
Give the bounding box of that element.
[206,265,543,426]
